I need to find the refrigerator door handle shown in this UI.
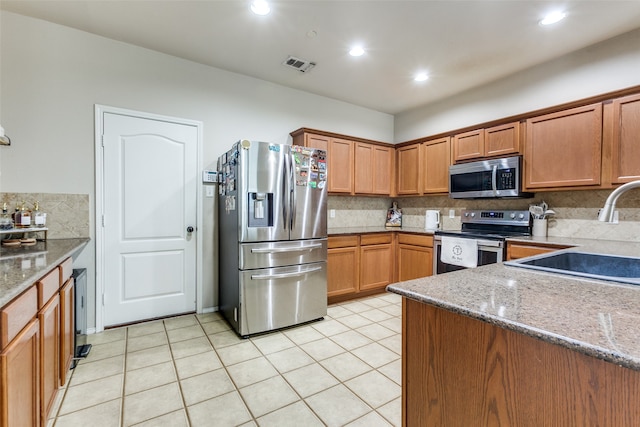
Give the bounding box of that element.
[251,266,323,280]
[289,152,296,230]
[251,243,323,254]
[282,152,290,230]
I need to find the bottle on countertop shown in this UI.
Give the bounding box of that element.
[0,203,12,230]
[33,201,47,227]
[15,201,31,228]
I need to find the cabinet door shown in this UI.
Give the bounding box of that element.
[304,133,330,151]
[525,103,602,189]
[485,122,520,157]
[355,143,393,195]
[360,244,394,292]
[59,278,74,386]
[1,319,40,427]
[397,244,433,281]
[506,242,572,260]
[422,137,450,194]
[328,138,354,193]
[610,94,640,183]
[396,144,422,195]
[354,143,374,194]
[39,295,60,423]
[453,129,484,162]
[327,247,359,298]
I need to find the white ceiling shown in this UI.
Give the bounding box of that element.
[2,1,640,115]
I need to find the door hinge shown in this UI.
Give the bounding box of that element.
[101,134,104,147]
[101,215,105,227]
[102,293,105,306]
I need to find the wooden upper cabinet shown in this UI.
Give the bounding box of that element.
[301,133,329,151]
[355,143,393,195]
[453,129,484,162]
[328,138,354,193]
[396,143,422,195]
[524,103,602,190]
[485,122,520,157]
[453,122,520,163]
[422,137,450,194]
[609,94,640,184]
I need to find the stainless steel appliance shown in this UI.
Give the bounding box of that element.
[449,155,531,199]
[217,140,328,337]
[433,209,530,275]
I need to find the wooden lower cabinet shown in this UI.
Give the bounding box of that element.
[59,278,74,386]
[327,236,360,301]
[506,241,573,260]
[327,233,394,303]
[397,233,433,281]
[39,295,60,425]
[359,233,394,292]
[403,299,640,426]
[1,319,40,427]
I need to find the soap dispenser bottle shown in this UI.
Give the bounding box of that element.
[0,203,12,230]
[33,201,47,227]
[15,201,32,228]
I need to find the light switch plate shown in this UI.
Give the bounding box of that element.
[206,186,215,197]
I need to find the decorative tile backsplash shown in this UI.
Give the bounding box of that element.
[0,193,90,238]
[328,189,640,242]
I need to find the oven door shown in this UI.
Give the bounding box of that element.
[433,238,504,275]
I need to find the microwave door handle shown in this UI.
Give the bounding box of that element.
[491,164,498,196]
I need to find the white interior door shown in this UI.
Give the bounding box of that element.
[102,112,198,326]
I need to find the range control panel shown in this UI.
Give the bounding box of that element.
[462,210,530,226]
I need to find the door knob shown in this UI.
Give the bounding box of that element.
[187,226,194,233]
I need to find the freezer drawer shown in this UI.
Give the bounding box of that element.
[239,239,327,270]
[238,261,327,336]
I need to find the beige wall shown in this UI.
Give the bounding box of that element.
[0,11,393,330]
[394,28,640,142]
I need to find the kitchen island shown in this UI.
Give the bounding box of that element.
[387,239,640,426]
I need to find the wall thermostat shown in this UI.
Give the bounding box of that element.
[203,170,218,183]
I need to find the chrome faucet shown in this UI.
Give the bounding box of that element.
[598,179,640,222]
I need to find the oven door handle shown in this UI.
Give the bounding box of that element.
[476,239,503,248]
[491,164,498,196]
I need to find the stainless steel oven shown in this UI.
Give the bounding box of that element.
[433,209,530,275]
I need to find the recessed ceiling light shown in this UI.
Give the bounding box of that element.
[539,11,566,26]
[250,0,270,15]
[414,73,429,82]
[349,46,365,57]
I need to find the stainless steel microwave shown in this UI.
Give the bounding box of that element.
[449,155,532,199]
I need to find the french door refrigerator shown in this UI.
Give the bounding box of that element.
[218,140,328,337]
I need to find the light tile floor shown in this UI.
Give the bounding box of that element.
[49,292,402,427]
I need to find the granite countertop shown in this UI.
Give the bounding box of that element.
[0,238,90,308]
[387,238,640,371]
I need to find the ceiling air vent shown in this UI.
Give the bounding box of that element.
[282,55,316,73]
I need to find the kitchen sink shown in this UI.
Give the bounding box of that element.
[505,251,640,286]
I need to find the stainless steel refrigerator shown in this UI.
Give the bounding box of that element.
[217,140,328,337]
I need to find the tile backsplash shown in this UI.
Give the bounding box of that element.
[328,189,640,242]
[1,193,90,238]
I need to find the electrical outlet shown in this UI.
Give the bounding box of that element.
[449,209,455,218]
[330,209,336,218]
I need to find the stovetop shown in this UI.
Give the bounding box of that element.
[435,209,531,241]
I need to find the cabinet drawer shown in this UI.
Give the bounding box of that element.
[507,243,572,260]
[60,257,73,284]
[328,235,359,249]
[1,285,38,349]
[397,233,433,247]
[360,233,392,246]
[38,267,61,308]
